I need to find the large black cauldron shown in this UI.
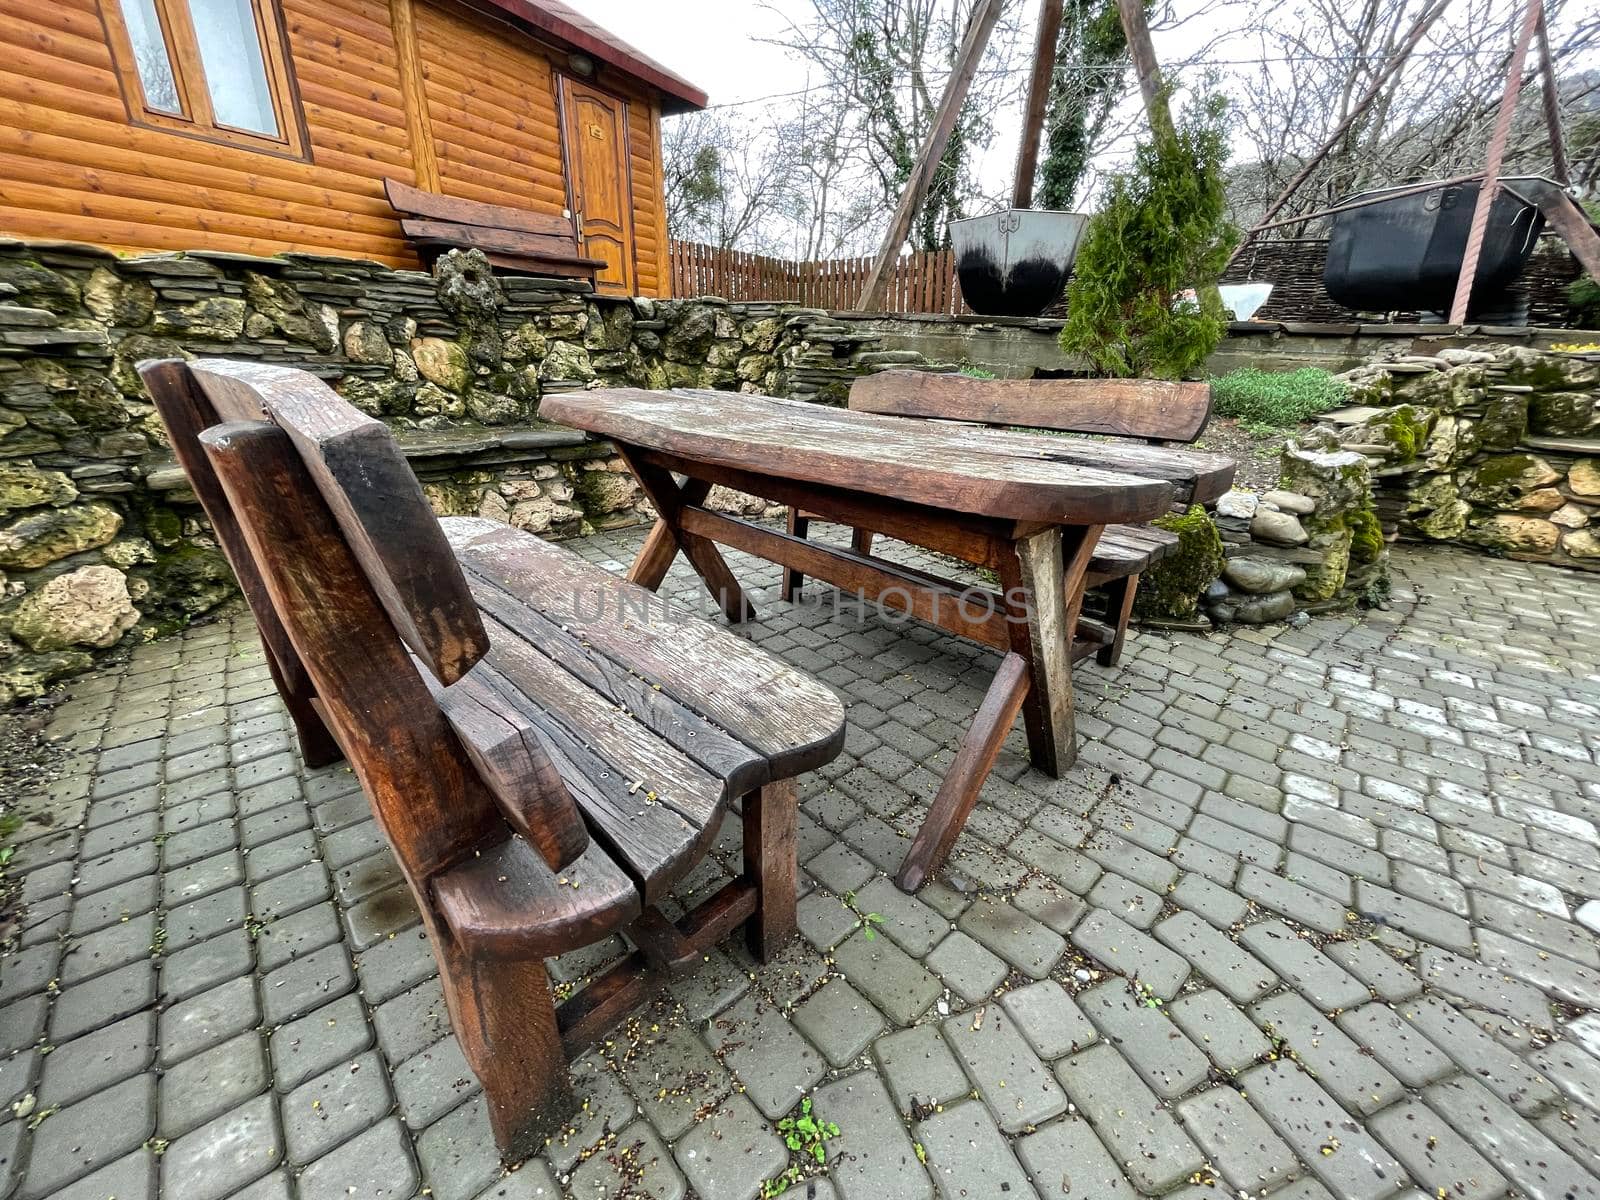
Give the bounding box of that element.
[951,208,1088,317]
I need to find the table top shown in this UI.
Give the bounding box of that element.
[541,388,1236,526]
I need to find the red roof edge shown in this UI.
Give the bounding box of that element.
[472,0,709,113]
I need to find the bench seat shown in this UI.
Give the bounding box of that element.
[1088,523,1182,583]
[431,516,845,955]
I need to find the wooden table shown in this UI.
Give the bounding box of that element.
[541,388,1236,891]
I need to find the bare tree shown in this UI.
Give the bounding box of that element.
[661,110,806,253]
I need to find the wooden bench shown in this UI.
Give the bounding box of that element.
[785,370,1219,667]
[384,177,606,280]
[138,358,846,1160]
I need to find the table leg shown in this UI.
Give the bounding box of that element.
[895,651,1030,892]
[629,477,713,590]
[998,524,1101,776]
[617,449,755,623]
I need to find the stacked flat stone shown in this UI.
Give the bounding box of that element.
[1204,482,1352,625]
[0,239,945,701]
[1327,344,1600,569]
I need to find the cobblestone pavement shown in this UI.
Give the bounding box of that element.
[3,527,1599,1200]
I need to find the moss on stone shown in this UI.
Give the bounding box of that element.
[1380,405,1432,461]
[1348,507,1383,566]
[1132,505,1223,620]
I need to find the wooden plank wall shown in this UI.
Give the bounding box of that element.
[668,241,971,315]
[0,0,674,292]
[0,0,415,262]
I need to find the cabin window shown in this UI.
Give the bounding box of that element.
[102,0,305,155]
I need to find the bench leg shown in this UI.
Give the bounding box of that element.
[435,932,575,1162]
[851,527,875,556]
[782,508,810,600]
[1098,575,1139,668]
[742,778,798,961]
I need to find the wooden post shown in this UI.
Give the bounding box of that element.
[1225,0,1451,268]
[1012,0,1066,209]
[854,0,1005,311]
[1448,0,1542,325]
[1535,7,1569,185]
[389,0,440,193]
[1115,0,1177,152]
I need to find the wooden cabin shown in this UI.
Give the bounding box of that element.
[0,0,705,295]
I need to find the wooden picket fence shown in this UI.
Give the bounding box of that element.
[668,240,971,316]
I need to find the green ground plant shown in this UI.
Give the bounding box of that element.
[762,1098,841,1197]
[1210,366,1348,432]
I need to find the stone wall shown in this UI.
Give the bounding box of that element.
[1322,346,1600,571]
[0,240,936,703]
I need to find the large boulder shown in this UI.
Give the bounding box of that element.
[10,566,139,651]
[82,268,155,327]
[0,502,123,569]
[1529,391,1600,437]
[243,272,336,351]
[1223,557,1307,595]
[434,249,503,327]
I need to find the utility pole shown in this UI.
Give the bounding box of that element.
[855,0,1005,312]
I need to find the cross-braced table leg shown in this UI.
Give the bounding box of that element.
[617,449,755,623]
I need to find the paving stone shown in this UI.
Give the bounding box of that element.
[813,1070,932,1200]
[1399,995,1559,1116]
[956,898,1064,978]
[868,1026,966,1120]
[1239,1060,1406,1200]
[1251,992,1404,1115]
[1238,865,1349,934]
[1334,1002,1454,1088]
[1177,1086,1299,1193]
[162,850,243,909]
[1423,1075,1600,1200]
[1014,1115,1138,1200]
[393,1037,477,1130]
[1154,911,1276,1004]
[41,1150,156,1200]
[941,1005,1066,1133]
[806,842,875,895]
[270,995,373,1093]
[1475,927,1600,1009]
[414,1095,505,1200]
[832,930,940,1024]
[159,927,253,1003]
[568,1119,686,1200]
[915,1099,1033,1200]
[1418,949,1550,1027]
[1054,1041,1202,1191]
[1079,980,1209,1099]
[791,978,884,1068]
[669,947,750,1023]
[472,1160,562,1199]
[1171,871,1249,927]
[703,995,812,1122]
[854,877,950,957]
[296,1115,417,1200]
[1070,909,1189,999]
[37,1010,155,1108]
[1471,892,1599,967]
[158,975,259,1067]
[797,890,862,952]
[1011,875,1089,935]
[260,941,354,1024]
[250,860,332,921]
[999,980,1096,1060]
[1355,881,1473,953]
[1368,1098,1509,1200]
[924,931,1006,1002]
[353,925,437,1005]
[1526,1041,1600,1114]
[673,1093,787,1200]
[281,1049,390,1165]
[17,1073,155,1199]
[49,958,157,1042]
[1086,870,1163,929]
[60,911,155,985]
[373,978,451,1066]
[1238,920,1369,1010]
[159,1029,270,1137]
[68,875,158,935]
[1326,939,1422,1002]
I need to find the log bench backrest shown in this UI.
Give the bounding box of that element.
[849,370,1214,444]
[138,358,588,886]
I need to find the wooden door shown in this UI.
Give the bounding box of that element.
[560,78,634,294]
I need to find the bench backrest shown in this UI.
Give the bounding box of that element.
[849,370,1213,444]
[384,177,588,269]
[138,358,579,886]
